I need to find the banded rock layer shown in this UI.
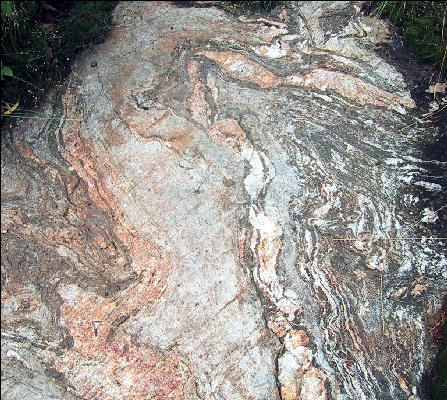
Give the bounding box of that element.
[1,2,446,400]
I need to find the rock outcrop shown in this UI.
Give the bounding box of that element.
[2,2,446,399]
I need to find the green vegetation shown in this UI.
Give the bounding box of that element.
[1,1,117,116]
[373,1,447,81]
[216,1,275,16]
[431,317,447,400]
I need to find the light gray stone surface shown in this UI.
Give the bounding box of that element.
[2,2,446,399]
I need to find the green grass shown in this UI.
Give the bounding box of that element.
[215,1,275,16]
[1,1,117,116]
[373,1,447,81]
[431,318,447,400]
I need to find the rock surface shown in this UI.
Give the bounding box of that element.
[1,2,446,399]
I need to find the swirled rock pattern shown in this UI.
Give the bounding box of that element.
[1,2,446,399]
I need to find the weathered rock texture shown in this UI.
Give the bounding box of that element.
[2,2,446,399]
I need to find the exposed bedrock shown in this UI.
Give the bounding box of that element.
[1,2,446,399]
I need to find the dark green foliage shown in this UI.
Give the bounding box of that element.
[373,1,447,79]
[233,1,274,12]
[216,1,275,15]
[55,2,117,56]
[432,320,447,400]
[1,1,117,112]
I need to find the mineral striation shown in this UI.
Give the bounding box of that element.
[1,2,446,399]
